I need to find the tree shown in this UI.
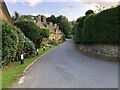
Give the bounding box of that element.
[85,10,94,16]
[42,29,50,38]
[58,16,71,38]
[12,11,20,21]
[47,15,72,38]
[14,21,46,48]
[70,20,76,35]
[47,15,57,24]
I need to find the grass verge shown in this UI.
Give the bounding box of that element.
[1,45,55,89]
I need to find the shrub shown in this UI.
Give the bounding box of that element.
[2,21,36,66]
[0,22,2,67]
[2,21,19,65]
[24,37,36,57]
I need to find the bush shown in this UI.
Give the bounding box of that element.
[24,38,36,57]
[2,21,19,65]
[2,21,36,66]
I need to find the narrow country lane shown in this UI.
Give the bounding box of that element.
[14,39,118,88]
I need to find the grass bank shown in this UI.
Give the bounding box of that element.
[1,45,56,89]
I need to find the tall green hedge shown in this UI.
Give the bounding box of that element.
[74,5,120,44]
[82,14,98,43]
[74,16,86,43]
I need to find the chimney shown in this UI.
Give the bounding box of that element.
[41,15,46,23]
[38,15,41,22]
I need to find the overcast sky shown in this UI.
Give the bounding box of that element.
[5,0,119,21]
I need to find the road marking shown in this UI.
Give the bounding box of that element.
[18,76,25,84]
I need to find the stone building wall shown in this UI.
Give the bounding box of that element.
[36,15,63,42]
[37,15,47,29]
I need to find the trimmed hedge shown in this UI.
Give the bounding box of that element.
[82,14,98,43]
[74,16,86,43]
[74,6,120,44]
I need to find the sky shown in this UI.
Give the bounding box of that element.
[5,0,119,21]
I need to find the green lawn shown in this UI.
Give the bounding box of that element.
[1,45,55,89]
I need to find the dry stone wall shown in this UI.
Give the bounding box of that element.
[78,44,119,59]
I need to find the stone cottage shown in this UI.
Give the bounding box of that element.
[36,15,63,43]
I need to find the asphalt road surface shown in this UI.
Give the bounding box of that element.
[14,39,118,88]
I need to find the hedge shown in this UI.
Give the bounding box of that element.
[82,14,98,43]
[74,5,120,44]
[74,16,86,43]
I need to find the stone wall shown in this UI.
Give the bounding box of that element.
[77,44,119,61]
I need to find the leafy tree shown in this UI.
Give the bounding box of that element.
[47,15,57,24]
[56,15,63,23]
[14,21,49,48]
[47,15,72,38]
[42,29,50,38]
[57,16,72,38]
[70,20,76,35]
